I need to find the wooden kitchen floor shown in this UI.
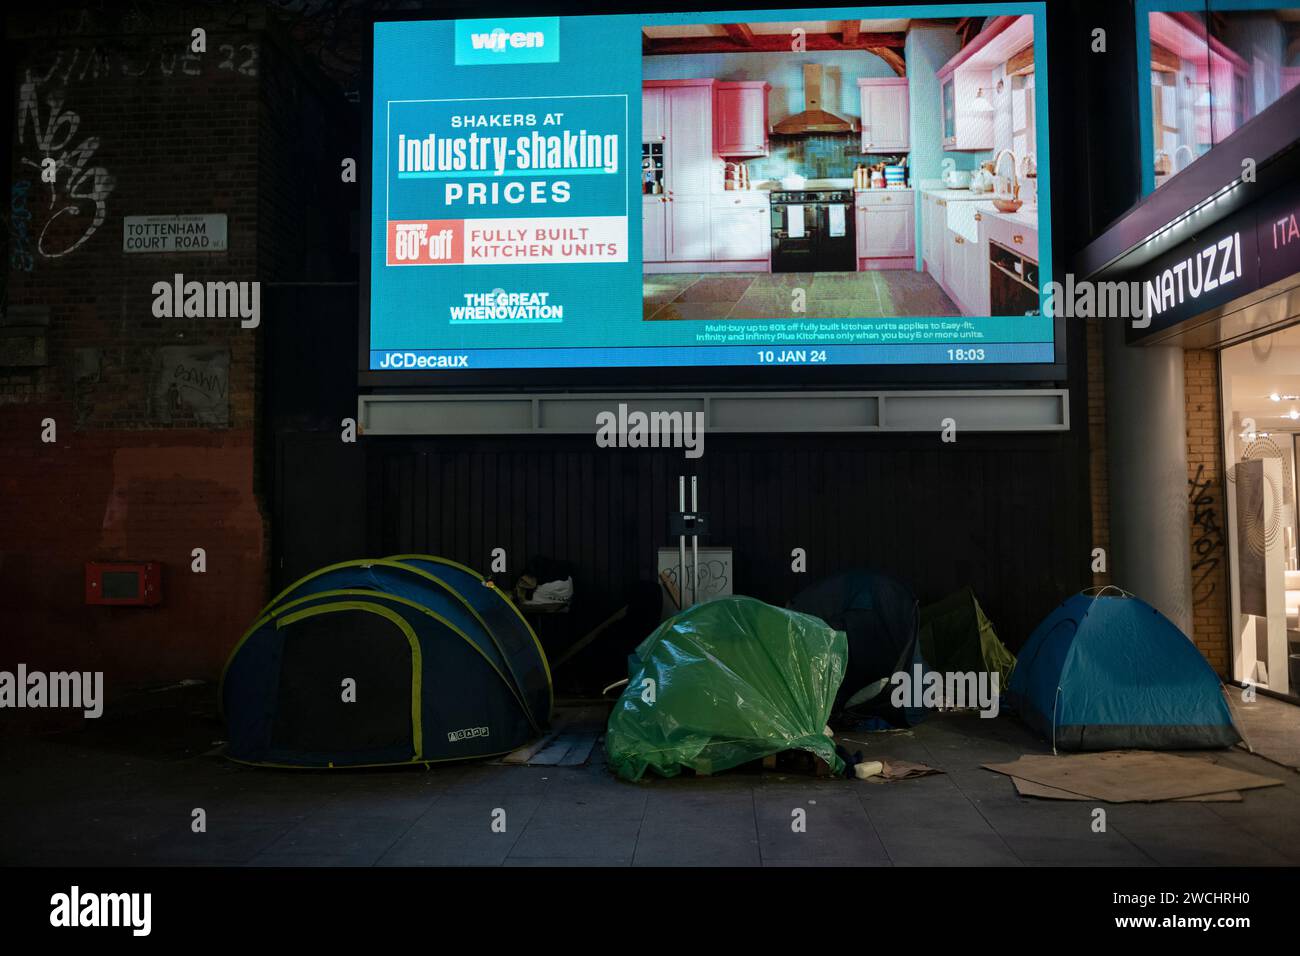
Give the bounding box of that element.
[643,271,959,320]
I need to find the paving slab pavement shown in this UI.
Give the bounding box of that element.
[5,702,1299,867]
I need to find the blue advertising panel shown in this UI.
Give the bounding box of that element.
[369,5,1054,374]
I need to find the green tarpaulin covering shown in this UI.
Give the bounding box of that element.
[606,596,847,781]
[918,587,1016,687]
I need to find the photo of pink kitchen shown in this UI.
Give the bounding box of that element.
[1145,5,1300,190]
[640,14,1042,321]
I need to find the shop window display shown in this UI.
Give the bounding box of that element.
[1220,324,1300,699]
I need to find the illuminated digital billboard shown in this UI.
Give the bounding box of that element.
[367,5,1054,377]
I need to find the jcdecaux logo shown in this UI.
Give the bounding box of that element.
[455,17,560,66]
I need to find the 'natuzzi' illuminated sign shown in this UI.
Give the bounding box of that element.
[1128,177,1300,341]
[1140,231,1244,326]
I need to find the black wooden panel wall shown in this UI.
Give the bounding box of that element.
[364,431,1090,652]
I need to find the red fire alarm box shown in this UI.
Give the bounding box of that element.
[85,562,162,606]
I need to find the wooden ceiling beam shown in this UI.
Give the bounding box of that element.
[722,23,755,46]
[867,46,906,77]
[1006,44,1034,76]
[1151,42,1179,73]
[955,17,983,48]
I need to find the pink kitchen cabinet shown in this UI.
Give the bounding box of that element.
[857,78,909,152]
[935,14,1033,151]
[714,81,770,157]
[664,83,714,196]
[939,72,994,150]
[648,81,715,262]
[710,194,769,261]
[642,86,666,142]
[943,228,978,314]
[642,80,722,265]
[863,203,912,257]
[643,196,667,262]
[856,190,914,270]
[668,196,711,261]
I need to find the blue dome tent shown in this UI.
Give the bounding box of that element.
[220,556,551,768]
[1008,588,1240,751]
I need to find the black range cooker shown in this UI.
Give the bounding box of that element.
[770,189,856,273]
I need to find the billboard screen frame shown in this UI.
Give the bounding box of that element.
[359,2,1068,391]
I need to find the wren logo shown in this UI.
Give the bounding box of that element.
[455,17,560,65]
[50,886,151,936]
[472,28,544,52]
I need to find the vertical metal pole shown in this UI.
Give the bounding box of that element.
[690,475,699,607]
[678,475,687,609]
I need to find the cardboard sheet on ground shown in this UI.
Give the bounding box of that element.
[983,751,1282,802]
[1009,776,1242,802]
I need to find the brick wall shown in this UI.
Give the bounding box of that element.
[1184,348,1230,674]
[0,419,265,682]
[1087,327,1231,673]
[1086,319,1111,588]
[0,5,350,695]
[5,24,262,425]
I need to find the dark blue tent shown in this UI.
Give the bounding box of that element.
[388,554,552,723]
[220,557,551,768]
[1008,589,1240,750]
[790,569,924,726]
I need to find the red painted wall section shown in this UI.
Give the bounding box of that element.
[0,411,266,685]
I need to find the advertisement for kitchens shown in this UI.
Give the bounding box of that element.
[369,6,1055,372]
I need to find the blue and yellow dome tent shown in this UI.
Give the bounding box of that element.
[1008,588,1240,751]
[220,556,551,768]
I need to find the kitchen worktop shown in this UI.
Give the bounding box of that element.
[943,196,1040,243]
[974,201,1039,231]
[920,186,995,202]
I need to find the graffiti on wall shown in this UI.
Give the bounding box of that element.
[16,67,117,261]
[1189,463,1224,598]
[155,346,230,426]
[22,40,258,86]
[11,37,260,268]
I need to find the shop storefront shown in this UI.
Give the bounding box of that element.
[1078,67,1300,703]
[1219,322,1300,699]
